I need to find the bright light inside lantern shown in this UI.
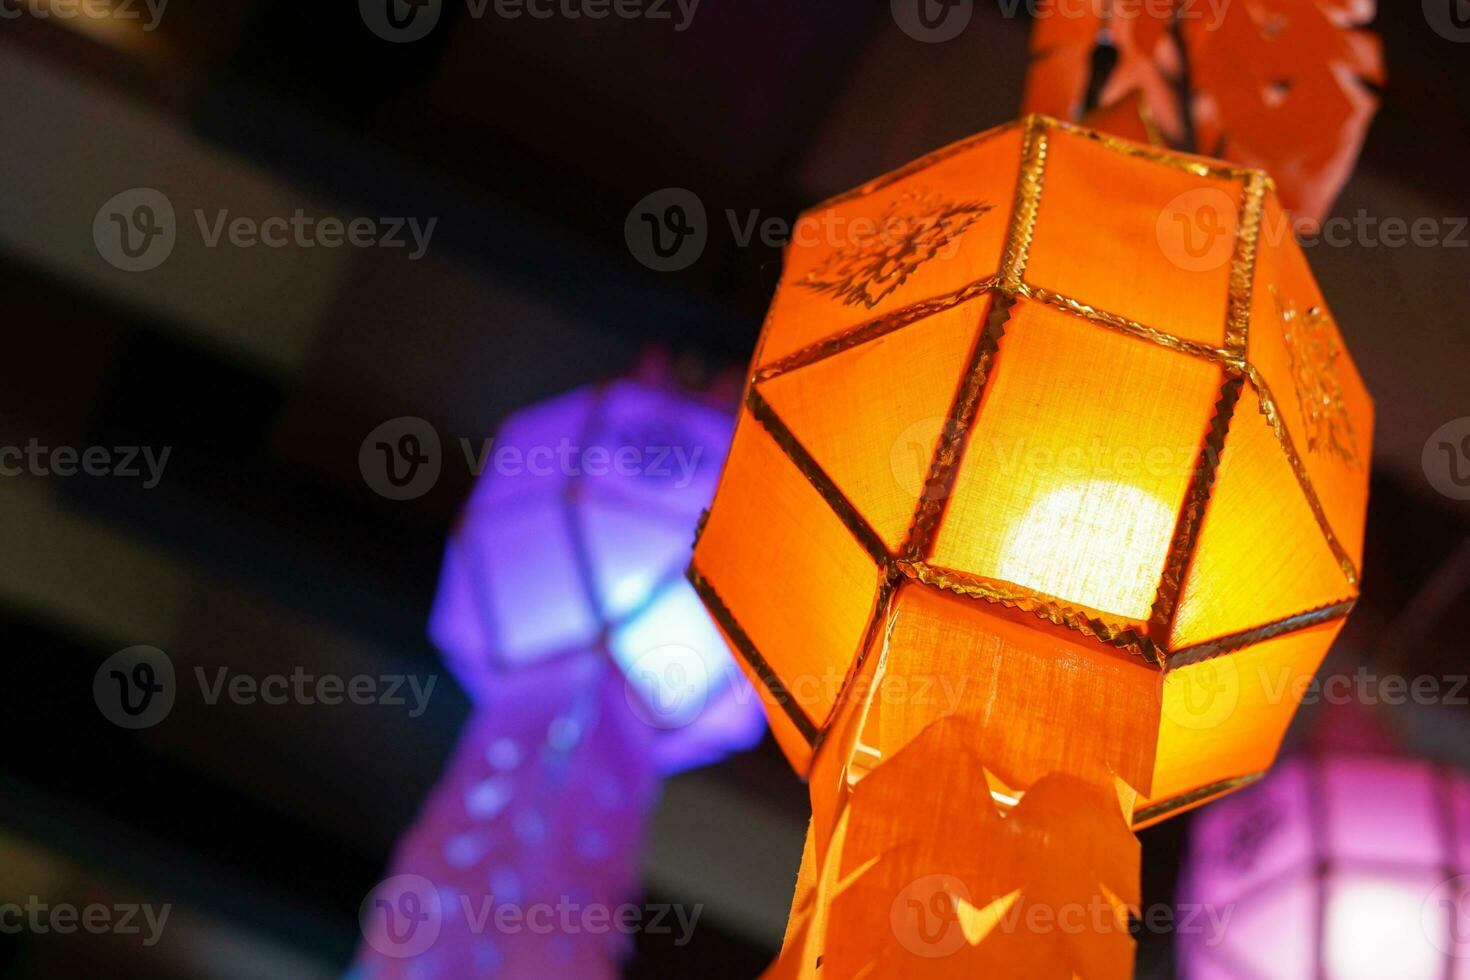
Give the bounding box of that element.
[1322,874,1442,980]
[996,479,1175,618]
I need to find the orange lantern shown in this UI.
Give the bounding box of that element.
[689,114,1371,976]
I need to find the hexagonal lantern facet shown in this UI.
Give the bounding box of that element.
[690,115,1372,824]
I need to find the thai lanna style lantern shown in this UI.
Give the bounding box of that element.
[689,114,1372,976]
[352,377,765,979]
[1178,754,1470,979]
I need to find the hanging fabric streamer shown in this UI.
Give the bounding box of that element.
[352,376,766,979]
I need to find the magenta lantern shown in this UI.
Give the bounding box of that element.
[1178,753,1470,980]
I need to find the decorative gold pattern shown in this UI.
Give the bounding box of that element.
[1016,283,1239,366]
[797,189,996,309]
[1272,286,1362,469]
[896,560,1164,665]
[1002,116,1050,288]
[1049,117,1274,186]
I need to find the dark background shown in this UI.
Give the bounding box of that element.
[1,1,1468,976]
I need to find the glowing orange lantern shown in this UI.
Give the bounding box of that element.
[690,114,1371,976]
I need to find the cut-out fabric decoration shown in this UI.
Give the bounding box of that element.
[690,115,1370,976]
[1024,0,1384,227]
[351,378,765,978]
[1178,754,1470,979]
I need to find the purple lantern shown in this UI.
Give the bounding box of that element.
[427,378,765,773]
[1177,753,1470,980]
[351,378,765,979]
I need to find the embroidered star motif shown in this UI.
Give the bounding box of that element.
[798,189,994,309]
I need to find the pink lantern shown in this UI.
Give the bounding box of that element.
[1178,753,1470,979]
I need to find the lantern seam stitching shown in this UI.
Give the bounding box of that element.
[1015,283,1238,366]
[895,559,1163,665]
[1149,376,1245,643]
[1241,365,1360,588]
[1226,171,1268,355]
[1002,115,1050,289]
[744,385,889,567]
[1166,598,1356,668]
[754,276,1000,381]
[899,291,1013,563]
[820,569,901,754]
[685,562,821,745]
[1132,772,1264,826]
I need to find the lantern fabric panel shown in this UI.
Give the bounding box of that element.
[931,296,1224,624]
[692,409,882,763]
[1179,755,1470,980]
[1247,194,1375,568]
[756,124,1024,368]
[1148,619,1344,814]
[1169,381,1358,650]
[1024,125,1244,349]
[758,294,993,555]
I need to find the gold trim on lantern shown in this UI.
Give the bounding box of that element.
[1243,366,1360,587]
[901,292,1013,562]
[1132,772,1264,827]
[1166,598,1356,669]
[754,276,1001,381]
[746,386,890,567]
[1002,116,1050,290]
[1015,283,1239,367]
[687,562,822,744]
[1149,376,1245,638]
[1226,172,1267,356]
[1047,116,1274,187]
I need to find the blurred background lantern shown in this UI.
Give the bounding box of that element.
[351,374,765,978]
[1177,752,1470,980]
[690,114,1371,975]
